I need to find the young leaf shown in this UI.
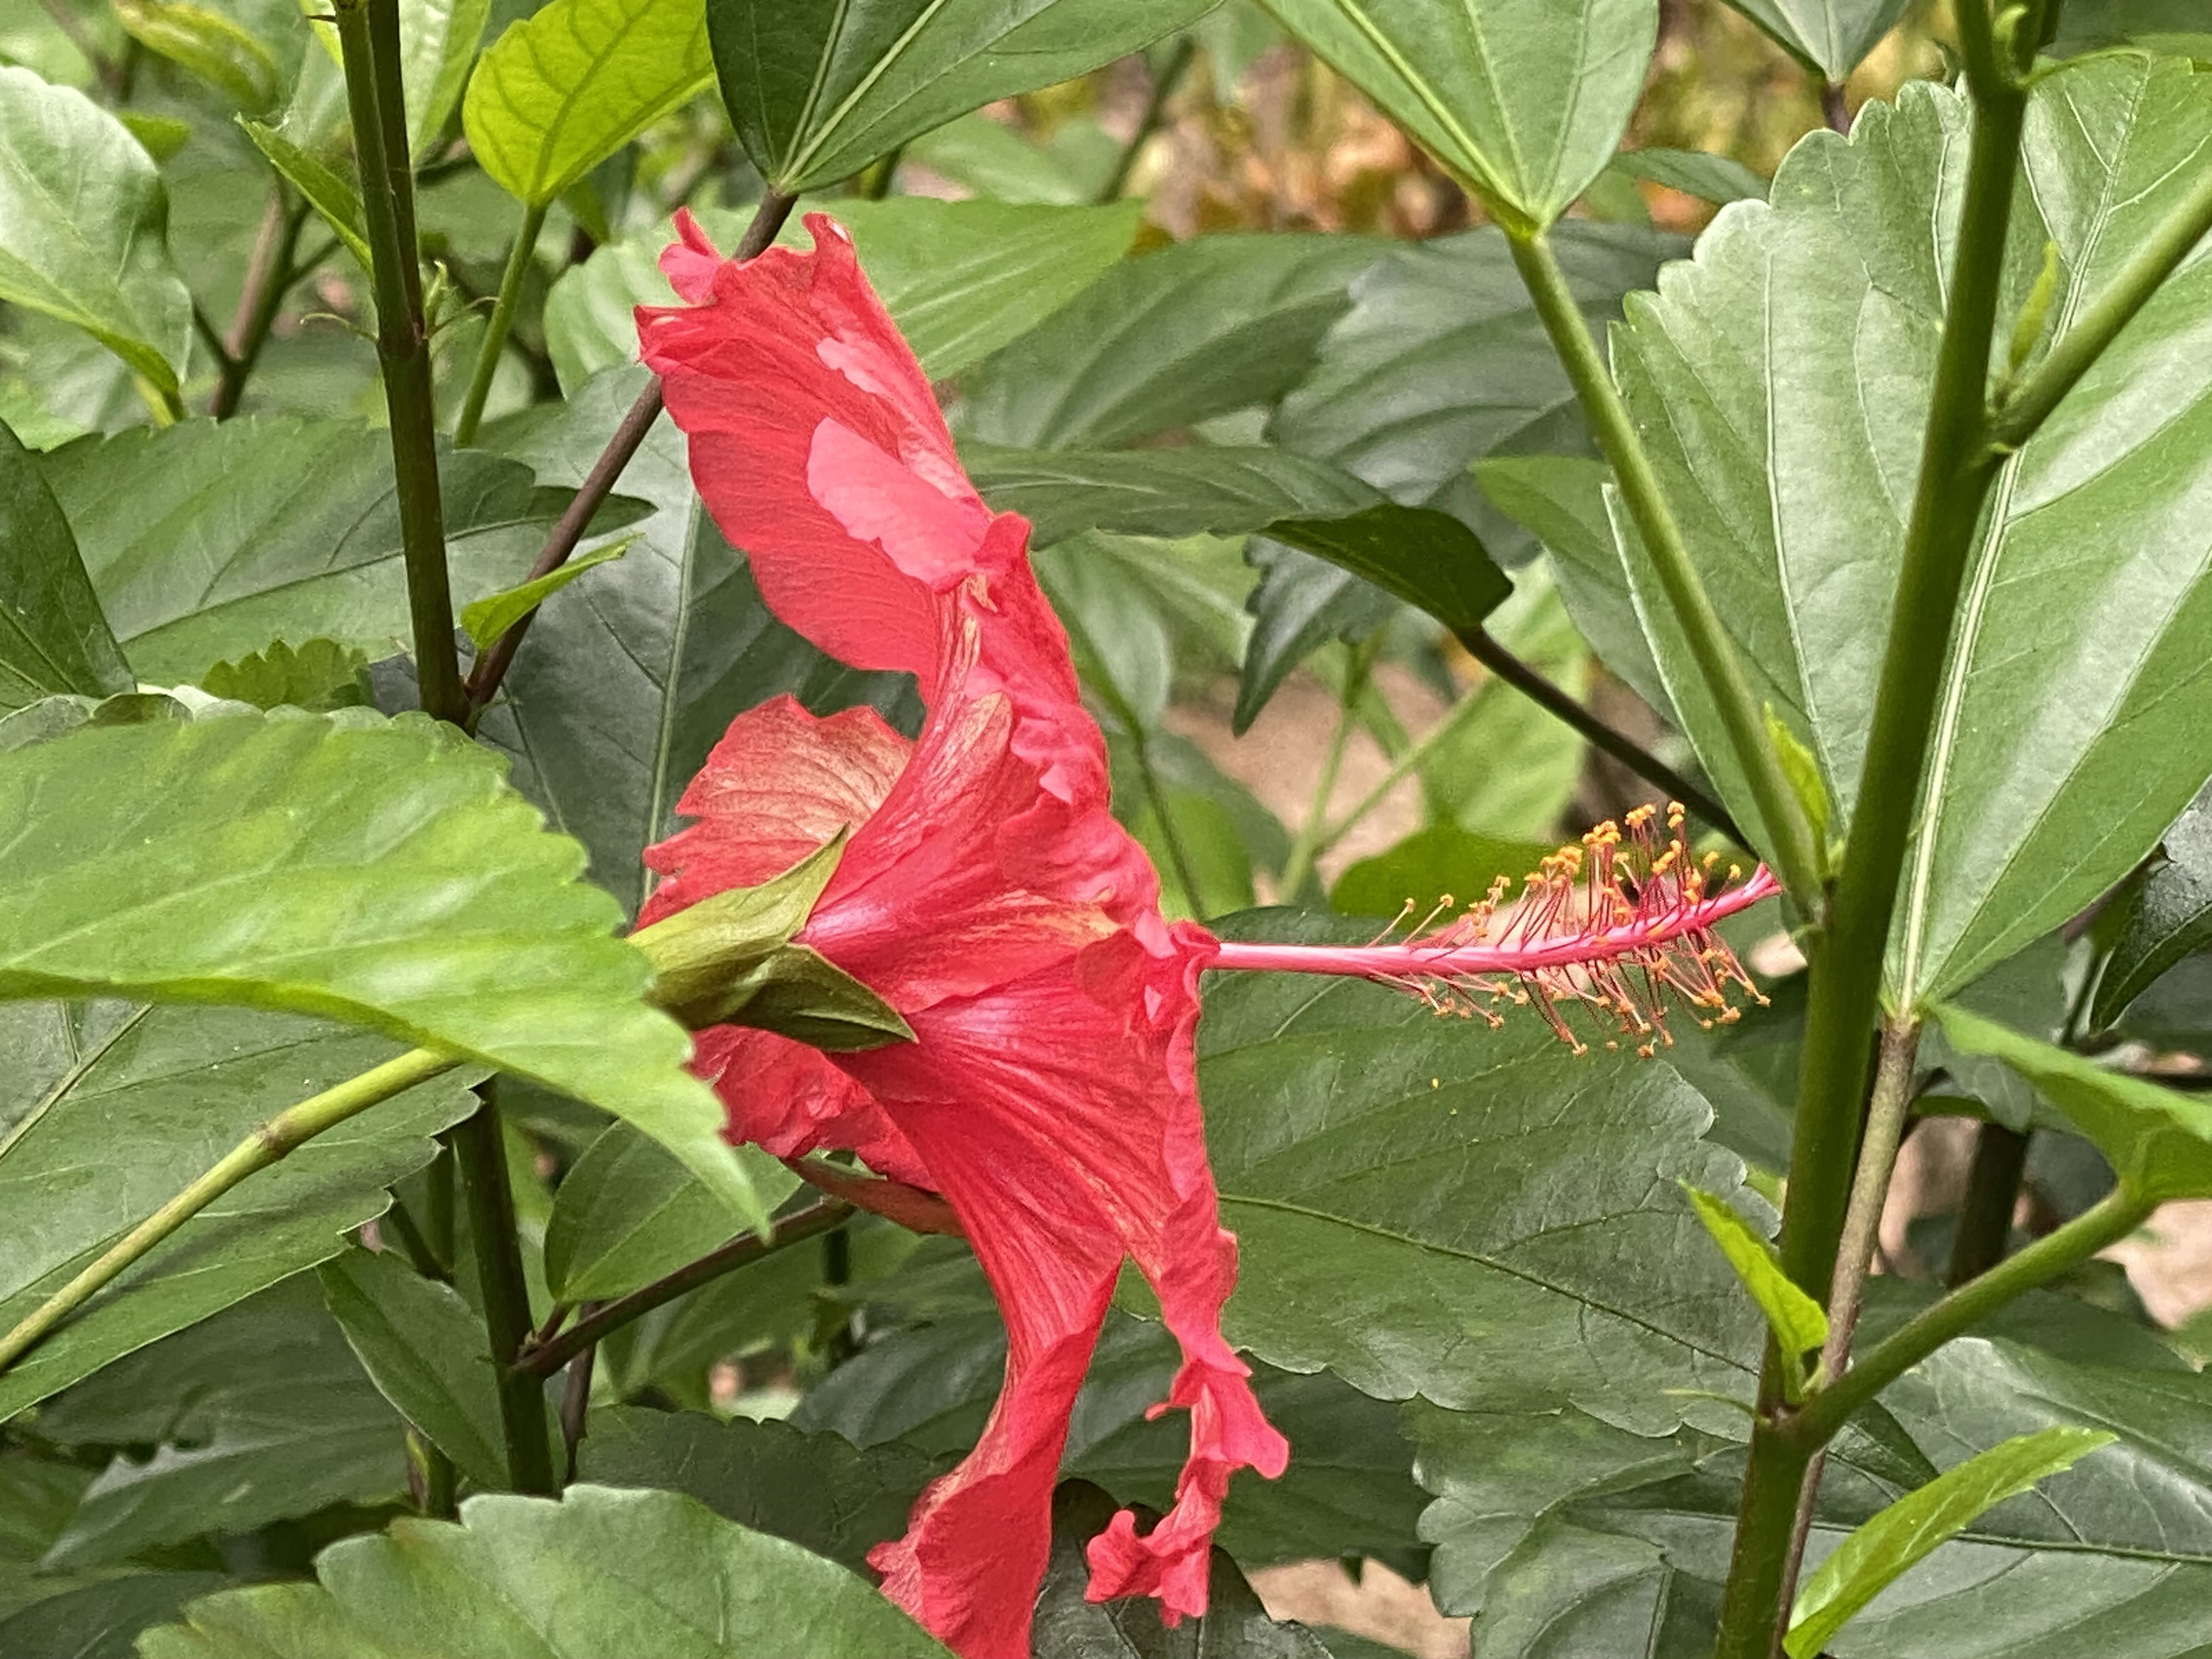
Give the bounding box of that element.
[238,119,373,272]
[1257,0,1657,230]
[136,1487,957,1657]
[0,712,762,1225]
[112,0,279,111]
[2092,789,2212,1029]
[1784,1427,2117,1659]
[1932,1005,2212,1203]
[0,67,193,394]
[709,0,1214,194]
[318,1246,512,1491]
[462,0,713,208]
[1765,704,1832,864]
[1681,1186,1826,1397]
[459,540,629,651]
[0,419,131,715]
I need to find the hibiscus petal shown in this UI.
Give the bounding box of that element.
[688,1022,926,1191]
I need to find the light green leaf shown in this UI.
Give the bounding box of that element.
[113,0,279,110]
[0,1002,474,1419]
[119,114,195,164]
[545,198,1139,393]
[0,66,193,393]
[1256,0,1657,228]
[138,1487,957,1657]
[1725,0,1910,79]
[1931,1004,2212,1202]
[40,416,616,681]
[0,712,760,1224]
[239,118,372,272]
[200,638,371,713]
[302,0,492,158]
[959,232,1393,449]
[1611,60,2212,1009]
[1681,1186,1826,1391]
[462,0,712,208]
[1331,826,1551,918]
[31,1277,402,1568]
[0,419,131,715]
[1786,1427,2115,1659]
[1766,704,1831,857]
[1611,146,1768,206]
[318,1246,510,1490]
[459,541,628,651]
[712,0,1214,194]
[1197,911,1765,1432]
[2093,788,2212,1029]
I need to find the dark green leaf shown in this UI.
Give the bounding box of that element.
[0,418,131,714]
[0,67,193,393]
[1719,0,1913,78]
[0,1573,225,1659]
[710,0,1214,194]
[1035,535,1176,732]
[137,1486,956,1657]
[1267,500,1510,634]
[579,1409,942,1570]
[1612,61,2212,1008]
[543,1123,787,1303]
[960,233,1393,449]
[0,712,759,1222]
[1257,0,1657,229]
[2051,0,2212,57]
[318,1246,510,1490]
[1329,826,1551,919]
[1611,147,1768,206]
[2094,789,2212,1028]
[0,1003,473,1418]
[1233,540,1397,733]
[967,443,1379,547]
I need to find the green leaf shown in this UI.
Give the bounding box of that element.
[0,66,193,393]
[1035,535,1176,732]
[1931,1005,2212,1202]
[113,0,279,110]
[238,119,372,272]
[462,0,713,207]
[0,711,761,1224]
[1267,499,1510,635]
[1232,540,1396,734]
[543,1122,791,1302]
[29,1277,403,1568]
[1197,911,1765,1431]
[1256,0,1657,229]
[119,114,195,165]
[479,368,914,917]
[458,541,629,651]
[2053,0,2212,58]
[901,110,1118,205]
[1330,826,1551,918]
[301,0,493,160]
[1785,1427,2115,1659]
[959,233,1393,450]
[545,198,1140,392]
[0,1573,224,1659]
[2094,789,2212,1028]
[1611,146,1768,206]
[139,1486,956,1657]
[200,638,371,712]
[1681,1186,1826,1393]
[40,417,612,682]
[0,1002,474,1419]
[1272,225,1680,568]
[710,0,1214,194]
[966,443,1379,547]
[1765,704,1831,860]
[579,1409,942,1570]
[1720,0,1912,79]
[0,419,131,715]
[317,1246,510,1490]
[1611,60,2212,1009]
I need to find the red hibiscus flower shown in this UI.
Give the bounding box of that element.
[635,211,1289,1659]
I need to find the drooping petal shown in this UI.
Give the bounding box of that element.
[687,1022,925,1190]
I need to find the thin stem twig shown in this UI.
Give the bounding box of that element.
[558,1304,599,1483]
[1097,37,1195,202]
[454,200,548,445]
[449,1087,556,1495]
[0,1049,459,1378]
[516,1199,854,1380]
[1132,729,1207,914]
[1278,644,1373,899]
[460,189,797,722]
[211,194,309,419]
[1947,1122,2030,1285]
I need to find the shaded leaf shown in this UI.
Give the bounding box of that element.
[1721,0,1914,79]
[543,1122,788,1302]
[1268,500,1510,635]
[1233,540,1397,733]
[1330,826,1551,919]
[0,1573,224,1659]
[965,442,1378,547]
[114,0,279,110]
[1612,146,1768,206]
[2094,788,2212,1029]
[0,418,131,715]
[239,119,371,272]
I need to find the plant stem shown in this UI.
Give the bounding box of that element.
[0,1049,458,1378]
[448,1088,556,1494]
[211,191,308,420]
[1948,1122,2030,1285]
[1098,36,1195,202]
[1820,80,1851,135]
[454,200,547,447]
[460,189,797,721]
[557,1306,597,1483]
[1454,626,1745,844]
[1314,675,1489,859]
[335,0,463,724]
[1819,1017,1922,1376]
[1714,12,2036,1652]
[1789,1186,2150,1448]
[1132,729,1207,915]
[1278,643,1373,899]
[1989,160,2212,450]
[516,1199,854,1379]
[1504,229,1822,905]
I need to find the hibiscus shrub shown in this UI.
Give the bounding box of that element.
[4,1,2212,1656]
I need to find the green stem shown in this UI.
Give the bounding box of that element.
[335,0,464,724]
[1818,1017,1923,1379]
[1789,1187,2149,1448]
[1989,160,2212,450]
[1132,730,1207,915]
[454,200,546,447]
[1454,626,1745,845]
[1278,643,1373,899]
[1097,36,1195,202]
[211,190,308,420]
[516,1199,854,1379]
[1947,1122,2030,1285]
[1504,229,1821,904]
[0,1049,458,1378]
[449,1089,556,1495]
[1314,676,1489,860]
